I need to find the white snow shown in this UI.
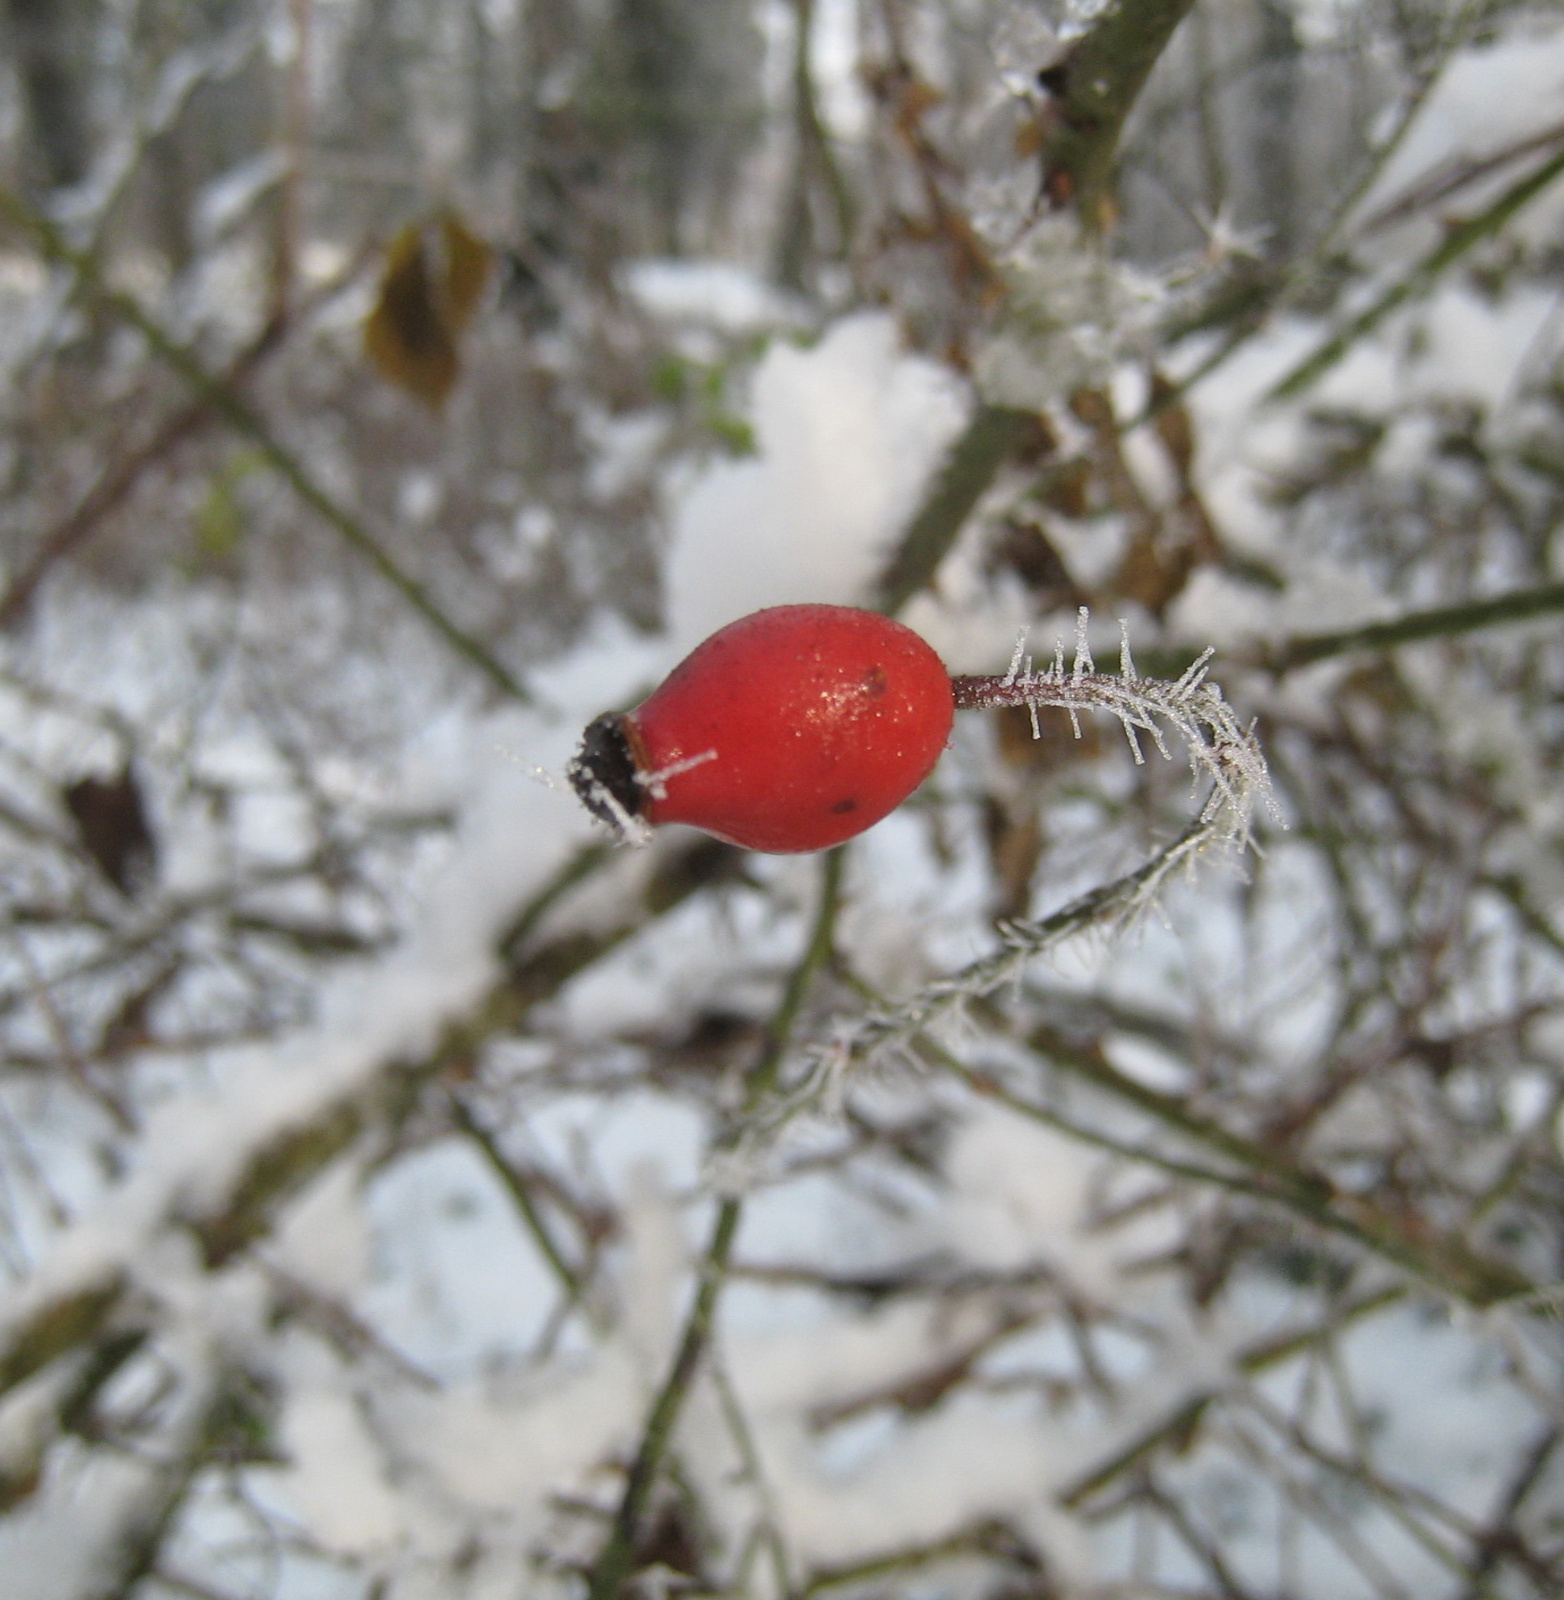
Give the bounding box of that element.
[665,314,969,648]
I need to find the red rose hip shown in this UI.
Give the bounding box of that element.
[568,605,953,853]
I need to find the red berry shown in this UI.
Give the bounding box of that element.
[569,605,953,853]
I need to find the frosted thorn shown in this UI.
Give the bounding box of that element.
[1072,606,1094,680]
[949,617,1273,849]
[1118,619,1137,681]
[1174,647,1215,696]
[1003,629,1028,687]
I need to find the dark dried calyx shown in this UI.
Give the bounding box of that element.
[567,712,646,828]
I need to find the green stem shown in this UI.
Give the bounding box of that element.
[1267,145,1564,403]
[447,1094,585,1306]
[785,0,853,275]
[1271,580,1564,670]
[874,405,1038,616]
[0,184,529,703]
[869,1,1204,610]
[584,1198,743,1600]
[1039,0,1200,224]
[584,847,844,1600]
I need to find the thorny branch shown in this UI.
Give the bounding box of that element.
[953,608,1275,839]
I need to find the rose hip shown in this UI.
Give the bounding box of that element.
[568,605,953,853]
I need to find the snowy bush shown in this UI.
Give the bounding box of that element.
[2,2,1564,1598]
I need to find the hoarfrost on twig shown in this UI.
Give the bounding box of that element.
[952,609,1277,851]
[829,817,1215,1086]
[704,814,1226,1196]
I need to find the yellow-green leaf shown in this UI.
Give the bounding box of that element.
[363,213,493,410]
[364,222,460,409]
[439,210,493,335]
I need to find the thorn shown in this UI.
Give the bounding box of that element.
[1118,618,1137,681]
[1003,629,1028,687]
[1072,605,1094,680]
[1174,647,1215,696]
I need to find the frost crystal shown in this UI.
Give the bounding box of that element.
[975,219,1162,408]
[991,9,1066,94]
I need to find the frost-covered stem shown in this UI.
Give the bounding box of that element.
[951,612,1274,842]
[1271,580,1564,670]
[837,818,1215,1073]
[839,829,1534,1301]
[586,849,844,1600]
[0,183,530,704]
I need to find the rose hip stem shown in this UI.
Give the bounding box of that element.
[950,675,1021,709]
[948,673,1150,710]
